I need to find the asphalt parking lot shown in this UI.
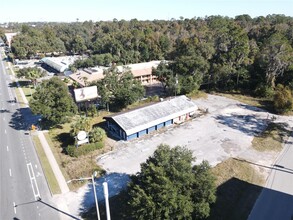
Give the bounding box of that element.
[97,94,292,175]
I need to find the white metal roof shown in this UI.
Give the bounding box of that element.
[41,56,78,72]
[105,95,198,135]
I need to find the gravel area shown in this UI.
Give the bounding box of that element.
[97,94,292,174]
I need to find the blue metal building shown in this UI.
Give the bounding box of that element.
[103,95,198,141]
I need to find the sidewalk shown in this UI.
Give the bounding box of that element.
[37,131,70,193]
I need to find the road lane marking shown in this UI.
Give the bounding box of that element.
[7,145,9,151]
[26,163,40,200]
[3,117,5,121]
[9,169,12,177]
[4,129,6,134]
[13,202,16,214]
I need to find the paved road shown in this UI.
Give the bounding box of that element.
[248,134,293,220]
[0,49,61,219]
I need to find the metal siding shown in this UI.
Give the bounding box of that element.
[156,122,164,130]
[164,119,172,126]
[138,129,147,137]
[127,133,137,140]
[107,95,198,135]
[147,126,156,133]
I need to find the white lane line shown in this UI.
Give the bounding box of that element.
[13,202,16,214]
[4,129,6,134]
[3,117,5,121]
[7,145,9,151]
[26,163,40,200]
[9,168,12,177]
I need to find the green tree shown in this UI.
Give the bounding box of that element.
[258,33,293,88]
[273,84,293,113]
[127,144,216,220]
[71,35,87,54]
[29,77,77,125]
[70,116,92,137]
[97,67,145,109]
[152,61,174,89]
[89,127,106,143]
[17,67,46,87]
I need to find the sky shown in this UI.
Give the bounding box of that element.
[1,0,292,23]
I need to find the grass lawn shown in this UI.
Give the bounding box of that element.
[209,158,265,220]
[14,86,26,107]
[252,121,291,152]
[32,135,61,194]
[17,80,35,102]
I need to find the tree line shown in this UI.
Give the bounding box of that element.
[9,15,293,112]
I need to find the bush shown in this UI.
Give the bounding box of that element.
[87,104,98,117]
[273,84,293,114]
[254,84,274,98]
[89,127,106,143]
[66,142,103,157]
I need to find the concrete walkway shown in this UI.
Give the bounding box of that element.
[37,131,70,193]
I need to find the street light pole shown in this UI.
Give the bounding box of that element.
[103,182,111,220]
[92,171,101,220]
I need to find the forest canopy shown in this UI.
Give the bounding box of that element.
[8,15,293,95]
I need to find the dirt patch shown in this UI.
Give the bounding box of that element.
[252,121,291,152]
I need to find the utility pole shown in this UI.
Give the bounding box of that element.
[175,74,178,97]
[103,182,111,220]
[92,171,101,220]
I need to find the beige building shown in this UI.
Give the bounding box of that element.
[69,61,161,87]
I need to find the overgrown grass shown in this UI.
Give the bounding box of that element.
[187,90,208,99]
[252,122,291,152]
[45,113,111,191]
[32,135,61,195]
[209,158,264,220]
[215,92,274,112]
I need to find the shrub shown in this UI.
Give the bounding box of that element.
[89,127,106,143]
[66,142,103,157]
[254,84,274,98]
[273,84,293,114]
[87,104,98,117]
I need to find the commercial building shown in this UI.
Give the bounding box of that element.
[69,61,161,87]
[104,95,198,140]
[41,56,79,73]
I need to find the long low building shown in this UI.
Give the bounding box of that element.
[41,56,78,73]
[104,95,198,140]
[69,60,161,86]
